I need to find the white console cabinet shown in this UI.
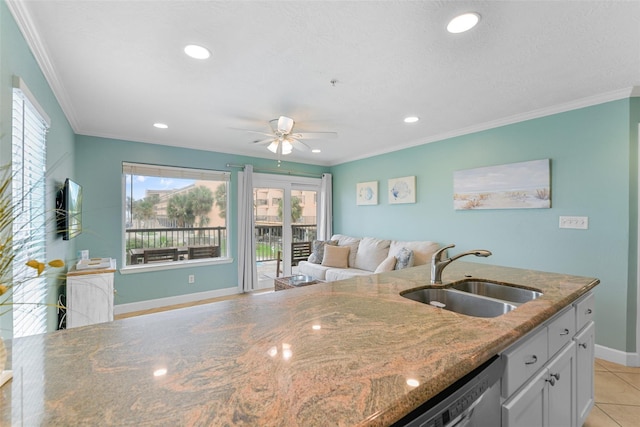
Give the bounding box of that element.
[66,259,116,328]
[501,291,594,427]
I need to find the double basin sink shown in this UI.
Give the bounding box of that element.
[401,280,543,318]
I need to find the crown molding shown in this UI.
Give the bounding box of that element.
[6,0,80,131]
[332,87,638,166]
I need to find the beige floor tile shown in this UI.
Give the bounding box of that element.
[613,372,640,391]
[597,359,640,374]
[595,371,640,405]
[583,405,621,427]
[597,404,640,427]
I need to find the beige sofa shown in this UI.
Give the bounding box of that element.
[297,234,440,282]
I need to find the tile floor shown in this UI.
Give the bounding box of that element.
[584,358,640,426]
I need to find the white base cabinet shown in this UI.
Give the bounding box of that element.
[66,260,116,328]
[501,291,594,427]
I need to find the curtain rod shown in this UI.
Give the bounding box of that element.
[226,163,324,178]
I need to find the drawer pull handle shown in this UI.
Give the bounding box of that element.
[547,373,560,386]
[525,355,538,365]
[586,308,593,315]
[579,342,588,349]
[560,328,570,336]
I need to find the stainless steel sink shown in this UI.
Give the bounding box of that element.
[450,280,543,304]
[401,288,516,318]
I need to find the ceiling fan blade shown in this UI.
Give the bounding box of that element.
[292,132,338,140]
[252,138,276,145]
[289,138,310,151]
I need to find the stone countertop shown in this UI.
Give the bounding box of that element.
[0,262,598,426]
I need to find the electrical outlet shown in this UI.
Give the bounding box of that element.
[559,216,589,229]
[188,274,195,284]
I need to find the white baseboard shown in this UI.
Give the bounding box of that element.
[595,344,640,367]
[114,286,241,315]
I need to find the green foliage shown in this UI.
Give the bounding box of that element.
[167,185,214,227]
[276,196,303,223]
[214,183,227,219]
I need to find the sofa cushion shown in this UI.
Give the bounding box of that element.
[322,245,350,268]
[374,255,397,273]
[389,240,440,266]
[308,239,338,264]
[325,268,372,282]
[394,248,415,270]
[297,260,332,280]
[331,234,361,267]
[354,237,391,272]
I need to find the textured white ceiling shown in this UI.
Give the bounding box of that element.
[9,0,640,166]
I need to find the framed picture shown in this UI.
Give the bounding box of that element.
[388,176,416,204]
[454,159,551,210]
[356,181,378,205]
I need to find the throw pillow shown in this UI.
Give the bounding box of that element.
[394,247,415,270]
[321,245,350,268]
[308,240,338,264]
[389,240,440,266]
[354,237,391,272]
[332,234,361,267]
[374,255,397,273]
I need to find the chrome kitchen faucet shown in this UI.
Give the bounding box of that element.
[431,244,492,284]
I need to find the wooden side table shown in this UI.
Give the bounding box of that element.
[274,275,322,291]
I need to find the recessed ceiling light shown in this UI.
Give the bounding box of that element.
[404,116,419,123]
[184,44,211,59]
[153,123,168,129]
[447,12,480,34]
[312,149,321,153]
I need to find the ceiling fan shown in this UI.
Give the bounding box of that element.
[242,116,337,156]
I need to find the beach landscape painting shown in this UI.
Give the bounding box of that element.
[454,159,551,210]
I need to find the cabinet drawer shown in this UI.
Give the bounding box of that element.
[575,292,595,331]
[502,327,548,398]
[548,306,576,357]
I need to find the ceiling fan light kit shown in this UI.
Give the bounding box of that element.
[241,115,337,157]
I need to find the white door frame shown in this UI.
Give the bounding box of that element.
[253,173,321,277]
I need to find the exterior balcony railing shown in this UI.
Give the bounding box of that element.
[124,224,316,265]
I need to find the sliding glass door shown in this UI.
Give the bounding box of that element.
[252,174,320,289]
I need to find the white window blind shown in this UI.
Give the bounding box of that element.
[12,79,49,338]
[123,162,230,181]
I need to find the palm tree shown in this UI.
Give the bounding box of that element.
[189,186,214,227]
[214,183,226,219]
[167,193,194,227]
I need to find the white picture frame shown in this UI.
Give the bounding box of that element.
[388,176,416,204]
[356,181,378,205]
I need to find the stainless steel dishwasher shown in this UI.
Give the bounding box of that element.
[392,355,505,427]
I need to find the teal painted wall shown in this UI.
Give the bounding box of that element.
[74,135,328,306]
[330,100,638,353]
[0,1,76,338]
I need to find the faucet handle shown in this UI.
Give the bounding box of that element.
[432,244,455,262]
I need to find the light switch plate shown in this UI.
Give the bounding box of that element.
[559,216,589,229]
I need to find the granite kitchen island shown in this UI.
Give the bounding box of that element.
[0,262,598,426]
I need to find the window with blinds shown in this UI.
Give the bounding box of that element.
[11,79,50,338]
[123,162,230,267]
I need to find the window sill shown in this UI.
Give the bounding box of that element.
[119,257,233,275]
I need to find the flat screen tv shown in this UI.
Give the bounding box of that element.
[56,178,82,240]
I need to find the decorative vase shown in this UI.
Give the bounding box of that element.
[0,337,12,388]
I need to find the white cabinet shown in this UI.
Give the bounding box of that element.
[503,336,576,427]
[66,259,116,328]
[575,321,595,425]
[501,291,594,427]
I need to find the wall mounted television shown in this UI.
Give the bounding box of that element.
[56,178,82,240]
